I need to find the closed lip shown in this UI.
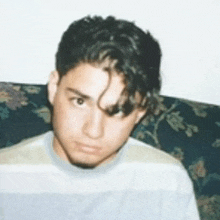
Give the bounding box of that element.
[75,142,101,154]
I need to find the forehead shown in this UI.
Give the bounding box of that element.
[59,63,126,104]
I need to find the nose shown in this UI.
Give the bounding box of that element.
[83,108,105,139]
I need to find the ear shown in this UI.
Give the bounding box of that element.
[135,109,147,124]
[48,71,59,105]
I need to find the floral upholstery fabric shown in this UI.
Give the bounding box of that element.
[0,82,220,219]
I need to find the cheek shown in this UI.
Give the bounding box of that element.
[106,117,137,144]
[54,109,83,132]
[52,99,82,132]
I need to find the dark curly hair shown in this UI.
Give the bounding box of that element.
[56,15,162,116]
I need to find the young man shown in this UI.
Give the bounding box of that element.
[0,16,200,219]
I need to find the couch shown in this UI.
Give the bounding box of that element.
[0,82,220,219]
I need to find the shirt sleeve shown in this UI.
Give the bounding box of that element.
[185,192,200,220]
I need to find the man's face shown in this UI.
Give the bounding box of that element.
[48,63,146,168]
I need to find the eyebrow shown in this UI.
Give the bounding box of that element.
[66,87,91,100]
[66,87,131,116]
[66,87,119,113]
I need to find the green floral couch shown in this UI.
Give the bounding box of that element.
[0,82,220,219]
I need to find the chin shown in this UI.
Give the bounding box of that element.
[67,155,100,169]
[73,162,97,169]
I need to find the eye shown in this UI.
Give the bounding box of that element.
[71,97,86,107]
[105,105,125,118]
[114,109,124,118]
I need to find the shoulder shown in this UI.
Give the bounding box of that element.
[122,137,194,193]
[0,131,53,164]
[124,137,181,166]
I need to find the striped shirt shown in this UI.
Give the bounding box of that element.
[0,131,200,220]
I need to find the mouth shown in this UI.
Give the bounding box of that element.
[75,142,101,155]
